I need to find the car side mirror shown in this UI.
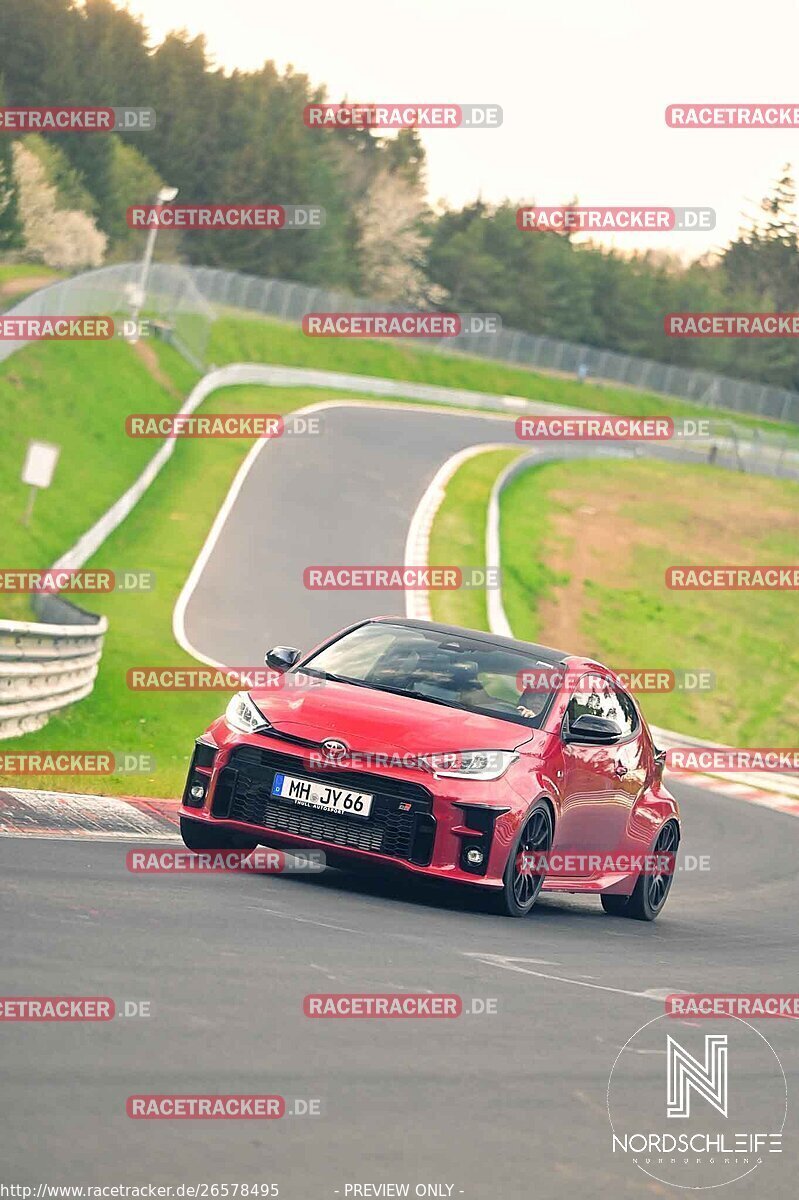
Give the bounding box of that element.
[563,713,623,745]
[265,645,301,673]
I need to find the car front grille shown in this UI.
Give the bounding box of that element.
[211,745,436,865]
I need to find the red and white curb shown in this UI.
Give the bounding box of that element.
[1,770,798,843]
[665,770,799,816]
[0,787,180,840]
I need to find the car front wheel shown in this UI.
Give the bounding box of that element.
[495,801,553,917]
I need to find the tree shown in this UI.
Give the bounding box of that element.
[356,167,429,303]
[13,142,107,268]
[0,79,23,251]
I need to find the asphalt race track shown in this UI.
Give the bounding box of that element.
[179,401,798,666]
[180,403,520,663]
[2,402,797,1197]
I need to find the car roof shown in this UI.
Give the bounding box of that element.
[370,617,572,666]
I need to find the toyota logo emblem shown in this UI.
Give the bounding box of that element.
[321,738,349,760]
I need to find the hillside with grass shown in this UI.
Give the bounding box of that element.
[427,451,799,744]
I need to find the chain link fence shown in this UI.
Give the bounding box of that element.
[183,266,799,424]
[3,261,799,424]
[0,262,214,370]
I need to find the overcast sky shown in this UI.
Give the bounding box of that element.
[123,0,799,258]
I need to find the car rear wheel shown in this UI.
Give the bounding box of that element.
[600,820,679,921]
[180,815,259,853]
[495,801,553,917]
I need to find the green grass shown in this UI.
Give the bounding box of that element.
[0,385,369,797]
[0,338,197,620]
[2,308,796,796]
[428,448,523,630]
[431,448,799,744]
[209,314,799,439]
[0,263,65,284]
[1,326,505,795]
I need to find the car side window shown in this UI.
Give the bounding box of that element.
[613,687,639,737]
[565,675,610,727]
[565,675,638,738]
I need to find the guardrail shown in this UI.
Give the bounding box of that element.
[0,614,107,740]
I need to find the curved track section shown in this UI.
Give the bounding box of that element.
[3,402,797,1197]
[179,403,519,663]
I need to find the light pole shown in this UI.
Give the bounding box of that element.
[129,184,178,337]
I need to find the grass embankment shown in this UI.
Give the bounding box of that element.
[2,304,796,797]
[209,314,799,439]
[427,448,522,631]
[0,338,198,620]
[0,264,66,307]
[429,453,799,744]
[0,333,461,796]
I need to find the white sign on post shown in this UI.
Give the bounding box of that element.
[21,440,60,525]
[22,441,60,489]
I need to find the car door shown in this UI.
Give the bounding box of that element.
[553,673,623,866]
[590,681,647,849]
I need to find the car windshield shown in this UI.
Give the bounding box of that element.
[300,622,562,728]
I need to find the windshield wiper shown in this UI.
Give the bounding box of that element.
[364,683,461,709]
[305,671,463,710]
[305,670,373,688]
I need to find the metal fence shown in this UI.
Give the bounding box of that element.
[184,266,799,424]
[3,261,799,422]
[0,262,214,370]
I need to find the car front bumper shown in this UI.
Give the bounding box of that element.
[179,727,526,889]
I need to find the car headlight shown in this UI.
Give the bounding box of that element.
[428,750,518,780]
[225,691,270,734]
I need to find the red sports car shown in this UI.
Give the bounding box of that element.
[180,618,680,920]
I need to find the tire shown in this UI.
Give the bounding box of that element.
[494,801,553,917]
[600,893,631,916]
[180,815,259,853]
[600,820,679,922]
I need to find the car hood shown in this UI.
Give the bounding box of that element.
[248,677,535,755]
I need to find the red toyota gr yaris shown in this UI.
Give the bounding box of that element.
[180,618,680,920]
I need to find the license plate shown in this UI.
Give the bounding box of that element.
[270,772,374,818]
